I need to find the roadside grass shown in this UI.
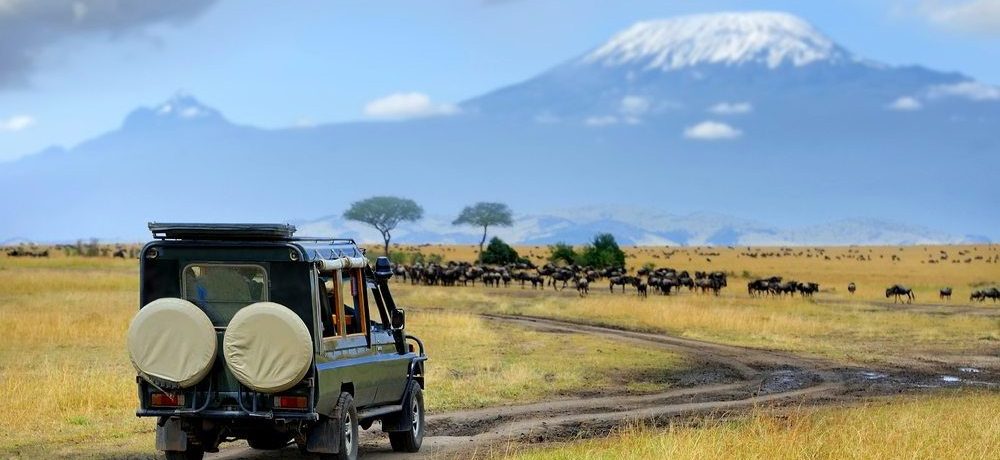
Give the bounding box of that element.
[391,284,1000,364]
[0,256,683,456]
[506,391,1000,460]
[416,311,685,412]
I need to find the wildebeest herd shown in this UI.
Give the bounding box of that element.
[393,261,733,297]
[388,259,999,306]
[746,276,820,298]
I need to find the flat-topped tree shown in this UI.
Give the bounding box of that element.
[453,202,513,259]
[343,196,423,256]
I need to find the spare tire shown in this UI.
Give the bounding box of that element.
[223,302,313,393]
[127,297,218,389]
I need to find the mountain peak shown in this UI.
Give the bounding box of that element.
[122,92,226,129]
[583,11,850,71]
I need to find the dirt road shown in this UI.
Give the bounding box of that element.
[209,314,997,459]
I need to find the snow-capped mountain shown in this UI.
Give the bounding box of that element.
[583,12,849,71]
[0,12,997,242]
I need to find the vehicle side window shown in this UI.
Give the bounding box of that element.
[340,269,366,336]
[318,276,338,338]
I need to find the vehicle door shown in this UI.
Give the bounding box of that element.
[317,267,380,408]
[364,276,412,405]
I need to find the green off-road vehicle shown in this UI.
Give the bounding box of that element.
[128,223,426,460]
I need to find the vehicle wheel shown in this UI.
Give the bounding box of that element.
[163,447,204,460]
[325,392,359,460]
[247,430,291,450]
[388,381,424,452]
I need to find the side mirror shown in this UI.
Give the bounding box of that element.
[391,309,405,330]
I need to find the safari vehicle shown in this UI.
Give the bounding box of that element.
[127,223,426,460]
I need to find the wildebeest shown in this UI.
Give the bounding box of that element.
[885,284,915,303]
[939,287,952,301]
[797,282,819,297]
[847,282,856,295]
[574,277,589,296]
[970,288,999,302]
[609,276,638,293]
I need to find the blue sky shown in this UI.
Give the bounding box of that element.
[0,0,998,162]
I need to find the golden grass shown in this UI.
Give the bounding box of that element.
[378,243,1000,301]
[415,311,684,411]
[509,391,1000,460]
[390,284,1000,364]
[0,255,681,456]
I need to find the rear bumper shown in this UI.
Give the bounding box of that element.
[137,407,320,421]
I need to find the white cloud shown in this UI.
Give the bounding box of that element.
[584,115,618,127]
[888,96,923,111]
[363,92,459,120]
[708,102,753,115]
[683,121,742,140]
[620,96,651,116]
[928,81,1000,101]
[918,0,1000,36]
[0,114,35,132]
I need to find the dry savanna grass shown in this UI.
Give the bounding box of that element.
[380,243,1000,302]
[509,391,1000,460]
[0,254,682,456]
[391,283,1000,365]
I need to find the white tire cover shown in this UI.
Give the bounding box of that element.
[223,302,313,393]
[127,297,218,389]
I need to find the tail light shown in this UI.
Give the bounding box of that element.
[273,396,308,410]
[151,393,185,407]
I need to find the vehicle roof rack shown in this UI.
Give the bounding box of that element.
[149,222,297,241]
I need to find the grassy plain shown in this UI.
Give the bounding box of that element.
[510,392,1000,460]
[0,253,682,456]
[1,244,997,457]
[383,243,1000,301]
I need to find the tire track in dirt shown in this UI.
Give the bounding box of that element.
[211,312,998,459]
[210,313,849,459]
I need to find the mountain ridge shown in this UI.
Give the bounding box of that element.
[0,11,997,241]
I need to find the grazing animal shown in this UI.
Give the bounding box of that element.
[971,288,1000,302]
[885,284,915,304]
[847,282,856,295]
[574,278,589,297]
[635,282,648,298]
[939,287,952,301]
[797,282,819,297]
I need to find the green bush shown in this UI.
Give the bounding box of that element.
[548,242,578,265]
[481,237,524,265]
[578,233,626,269]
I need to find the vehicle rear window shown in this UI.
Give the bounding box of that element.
[182,264,267,325]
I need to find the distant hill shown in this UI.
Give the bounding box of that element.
[295,207,987,247]
[1,11,997,242]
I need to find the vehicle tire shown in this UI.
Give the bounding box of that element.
[247,430,291,450]
[388,381,424,453]
[325,392,359,460]
[163,447,204,460]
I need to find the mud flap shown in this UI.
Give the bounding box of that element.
[156,417,187,451]
[382,385,414,432]
[306,417,340,454]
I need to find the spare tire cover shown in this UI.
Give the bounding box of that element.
[223,302,313,393]
[127,297,218,389]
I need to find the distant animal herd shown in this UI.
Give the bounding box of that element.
[390,260,998,304]
[3,244,997,303]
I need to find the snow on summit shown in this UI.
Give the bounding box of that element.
[584,12,849,71]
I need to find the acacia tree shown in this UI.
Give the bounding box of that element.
[453,202,513,258]
[343,196,423,256]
